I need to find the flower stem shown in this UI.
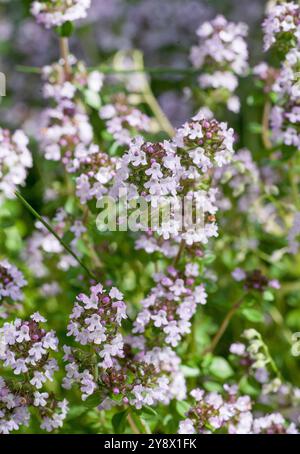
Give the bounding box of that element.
[143,88,175,138]
[203,297,244,354]
[127,414,140,434]
[262,342,283,380]
[59,37,71,78]
[16,64,200,77]
[131,51,175,138]
[173,240,185,267]
[262,101,272,150]
[15,191,96,280]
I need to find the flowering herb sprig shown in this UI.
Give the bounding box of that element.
[230,328,282,381]
[133,265,207,348]
[190,15,249,113]
[0,313,68,433]
[178,386,297,434]
[269,48,300,150]
[99,93,152,147]
[63,284,186,410]
[110,112,235,246]
[31,0,91,28]
[0,260,27,319]
[258,2,300,151]
[0,0,300,436]
[0,128,32,201]
[263,2,300,52]
[40,58,103,172]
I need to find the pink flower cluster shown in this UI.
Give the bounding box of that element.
[191,15,248,112]
[66,283,126,356]
[260,3,300,150]
[100,94,151,146]
[0,128,32,200]
[0,260,27,318]
[263,2,300,51]
[75,150,118,203]
[178,386,297,434]
[0,313,68,433]
[213,148,260,213]
[110,112,235,246]
[40,59,103,172]
[41,59,146,203]
[31,0,91,28]
[63,283,186,409]
[232,268,280,293]
[133,265,207,347]
[270,48,300,150]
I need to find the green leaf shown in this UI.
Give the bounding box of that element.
[57,21,74,37]
[203,381,223,392]
[67,405,88,421]
[239,375,260,396]
[176,401,190,417]
[269,92,279,103]
[203,253,216,265]
[244,296,256,307]
[242,308,264,323]
[246,95,255,106]
[83,392,102,409]
[209,357,233,380]
[0,217,14,228]
[141,406,158,417]
[112,410,128,433]
[181,365,200,377]
[84,89,102,109]
[263,290,274,301]
[5,226,22,252]
[64,196,77,215]
[286,309,300,330]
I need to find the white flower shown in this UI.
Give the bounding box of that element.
[152,310,168,328]
[33,392,49,407]
[42,331,58,350]
[31,312,46,323]
[13,359,28,375]
[30,371,47,389]
[29,343,46,362]
[16,325,30,343]
[178,418,196,434]
[109,287,123,300]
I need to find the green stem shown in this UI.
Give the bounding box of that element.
[203,297,244,354]
[143,88,175,137]
[15,191,96,280]
[173,240,185,267]
[16,64,200,77]
[127,413,140,434]
[16,65,42,74]
[258,333,283,381]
